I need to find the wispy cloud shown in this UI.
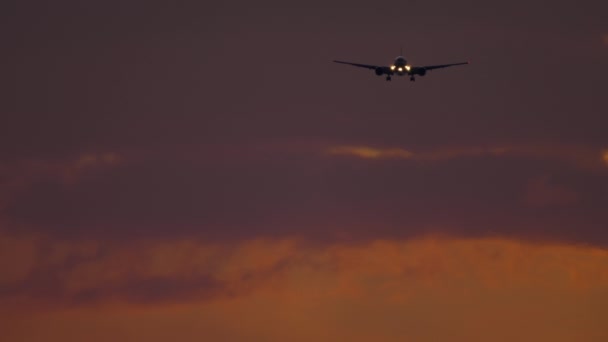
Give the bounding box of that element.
[0,152,121,187]
[325,144,608,170]
[0,152,121,211]
[326,146,414,159]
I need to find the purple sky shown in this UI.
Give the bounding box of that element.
[2,0,608,244]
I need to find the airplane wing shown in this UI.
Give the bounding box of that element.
[333,60,379,70]
[418,62,469,71]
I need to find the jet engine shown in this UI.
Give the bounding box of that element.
[375,67,384,76]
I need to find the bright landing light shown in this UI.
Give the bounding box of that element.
[405,65,411,71]
[398,67,403,72]
[390,65,396,70]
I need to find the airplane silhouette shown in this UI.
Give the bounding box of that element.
[333,49,468,82]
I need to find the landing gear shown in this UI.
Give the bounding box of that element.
[386,76,392,81]
[410,76,416,82]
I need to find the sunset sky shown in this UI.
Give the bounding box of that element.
[2,0,608,340]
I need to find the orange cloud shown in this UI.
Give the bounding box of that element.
[325,144,608,170]
[326,146,414,159]
[73,152,120,170]
[1,233,608,341]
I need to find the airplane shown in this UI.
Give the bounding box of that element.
[333,50,468,82]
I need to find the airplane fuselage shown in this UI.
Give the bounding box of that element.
[388,56,412,76]
[394,56,408,67]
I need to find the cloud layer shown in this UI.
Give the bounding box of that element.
[2,232,608,341]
